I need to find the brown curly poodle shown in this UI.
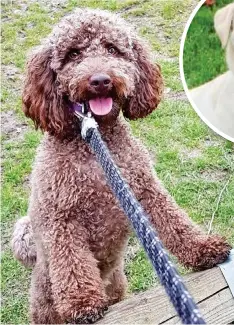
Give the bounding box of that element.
[11,8,231,324]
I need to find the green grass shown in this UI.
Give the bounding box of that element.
[126,248,158,292]
[1,131,42,324]
[183,0,232,88]
[1,252,31,323]
[1,0,234,323]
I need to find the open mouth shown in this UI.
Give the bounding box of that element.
[73,97,113,116]
[89,97,113,116]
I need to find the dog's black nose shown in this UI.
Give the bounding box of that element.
[89,74,112,92]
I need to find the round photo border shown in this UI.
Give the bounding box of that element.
[179,0,234,143]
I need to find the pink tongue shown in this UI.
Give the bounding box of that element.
[89,97,113,116]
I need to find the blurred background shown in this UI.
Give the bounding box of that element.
[183,0,232,88]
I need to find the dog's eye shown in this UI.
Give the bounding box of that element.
[68,49,81,59]
[107,46,118,55]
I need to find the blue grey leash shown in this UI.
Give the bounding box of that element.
[76,113,206,324]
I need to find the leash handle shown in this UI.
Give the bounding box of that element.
[79,116,205,324]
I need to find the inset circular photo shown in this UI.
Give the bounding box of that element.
[181,0,234,142]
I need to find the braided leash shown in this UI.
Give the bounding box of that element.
[77,114,206,324]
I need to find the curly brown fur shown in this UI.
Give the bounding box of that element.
[12,8,231,324]
[22,9,162,138]
[11,216,36,267]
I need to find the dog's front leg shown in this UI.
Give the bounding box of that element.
[44,220,108,324]
[132,173,231,270]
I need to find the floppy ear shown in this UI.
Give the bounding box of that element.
[214,3,234,48]
[23,47,67,135]
[122,39,163,120]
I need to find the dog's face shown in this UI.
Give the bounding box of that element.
[53,10,138,125]
[23,9,163,137]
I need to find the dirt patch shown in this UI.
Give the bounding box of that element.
[1,63,24,102]
[17,0,68,13]
[165,90,188,101]
[180,148,202,159]
[199,170,228,182]
[1,64,22,81]
[1,110,29,143]
[203,137,222,147]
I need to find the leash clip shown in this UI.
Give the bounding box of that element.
[74,110,98,140]
[74,110,88,121]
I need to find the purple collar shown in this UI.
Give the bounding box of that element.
[72,102,85,113]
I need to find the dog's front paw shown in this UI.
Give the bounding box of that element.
[68,305,108,324]
[193,235,231,270]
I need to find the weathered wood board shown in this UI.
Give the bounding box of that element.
[98,267,234,324]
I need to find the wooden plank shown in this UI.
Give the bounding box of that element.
[180,266,227,301]
[164,289,234,324]
[200,289,234,324]
[99,285,175,324]
[98,267,233,324]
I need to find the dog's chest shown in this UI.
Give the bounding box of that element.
[70,150,132,255]
[39,132,150,251]
[70,148,129,211]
